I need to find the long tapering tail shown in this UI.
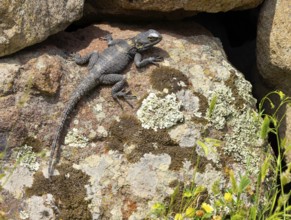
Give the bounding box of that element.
[48,76,98,178]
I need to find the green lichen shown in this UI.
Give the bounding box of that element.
[64,128,89,148]
[224,109,263,168]
[136,93,184,131]
[16,145,40,172]
[205,71,264,172]
[207,86,235,130]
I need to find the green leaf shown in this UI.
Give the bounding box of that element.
[260,116,270,139]
[269,101,275,109]
[280,172,291,186]
[229,170,238,194]
[261,155,272,182]
[231,214,245,220]
[204,138,222,147]
[238,175,251,193]
[208,95,217,117]
[169,184,180,211]
[197,140,209,156]
[211,180,221,196]
[249,206,257,220]
[183,189,193,198]
[193,185,205,196]
[278,91,285,100]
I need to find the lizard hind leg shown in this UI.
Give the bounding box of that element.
[71,51,99,69]
[100,74,136,108]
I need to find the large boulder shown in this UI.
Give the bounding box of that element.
[84,0,263,20]
[0,0,83,57]
[256,0,291,162]
[257,0,291,92]
[0,23,273,219]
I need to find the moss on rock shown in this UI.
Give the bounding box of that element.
[26,163,92,220]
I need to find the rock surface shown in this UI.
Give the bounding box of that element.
[0,0,83,57]
[85,0,263,20]
[0,23,272,219]
[256,0,291,163]
[257,0,291,91]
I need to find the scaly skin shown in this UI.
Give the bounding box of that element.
[48,30,163,178]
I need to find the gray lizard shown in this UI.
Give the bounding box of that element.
[48,29,163,178]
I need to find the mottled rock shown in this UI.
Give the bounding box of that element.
[257,0,291,91]
[24,55,63,96]
[0,59,21,96]
[85,0,263,20]
[0,0,83,57]
[0,23,273,219]
[256,0,291,164]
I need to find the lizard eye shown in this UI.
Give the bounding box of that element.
[148,36,157,42]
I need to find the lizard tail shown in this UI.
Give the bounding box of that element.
[48,76,98,178]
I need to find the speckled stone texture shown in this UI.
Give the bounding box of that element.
[0,23,273,219]
[257,0,291,91]
[256,0,291,165]
[0,0,83,57]
[85,0,263,20]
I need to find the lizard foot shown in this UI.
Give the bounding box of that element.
[113,89,137,109]
[149,56,164,66]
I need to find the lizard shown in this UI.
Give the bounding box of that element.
[48,29,163,178]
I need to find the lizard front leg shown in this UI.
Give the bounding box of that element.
[134,53,163,68]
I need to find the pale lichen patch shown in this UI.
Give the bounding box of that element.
[64,128,89,148]
[74,151,177,219]
[1,166,34,198]
[22,195,55,220]
[17,144,40,172]
[126,153,173,199]
[137,93,184,131]
[224,109,263,171]
[168,123,201,148]
[207,86,235,130]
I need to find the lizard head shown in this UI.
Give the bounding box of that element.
[133,29,162,52]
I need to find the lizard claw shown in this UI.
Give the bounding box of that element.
[118,89,137,100]
[149,56,163,66]
[154,56,164,62]
[113,89,136,109]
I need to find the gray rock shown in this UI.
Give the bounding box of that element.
[0,0,83,57]
[0,23,274,219]
[257,0,291,91]
[84,0,263,20]
[257,0,291,165]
